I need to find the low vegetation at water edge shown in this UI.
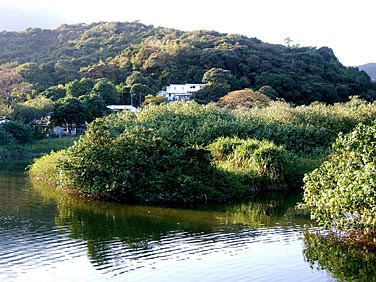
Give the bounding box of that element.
[29,97,376,206]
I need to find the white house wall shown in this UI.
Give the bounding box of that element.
[160,83,204,101]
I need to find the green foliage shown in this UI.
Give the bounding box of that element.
[299,122,376,231]
[208,137,292,190]
[234,97,376,155]
[192,84,229,103]
[0,128,13,146]
[0,120,33,145]
[257,85,279,100]
[78,94,111,122]
[28,150,68,186]
[50,96,87,127]
[65,78,94,97]
[11,96,53,124]
[136,101,238,146]
[59,116,229,204]
[142,94,167,107]
[53,59,80,84]
[30,98,376,205]
[39,85,66,101]
[90,78,120,105]
[0,22,374,105]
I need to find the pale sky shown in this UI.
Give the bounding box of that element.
[2,0,375,66]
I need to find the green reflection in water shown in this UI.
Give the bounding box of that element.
[303,231,376,282]
[33,179,310,266]
[0,160,58,230]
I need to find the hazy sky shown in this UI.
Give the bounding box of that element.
[2,0,375,66]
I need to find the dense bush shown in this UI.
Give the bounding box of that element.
[29,98,376,205]
[299,122,376,232]
[59,115,234,204]
[28,150,68,186]
[0,121,33,145]
[0,127,13,146]
[137,101,238,146]
[235,96,376,155]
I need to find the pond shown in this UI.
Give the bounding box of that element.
[1,160,375,282]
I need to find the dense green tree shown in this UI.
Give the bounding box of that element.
[299,122,376,232]
[192,68,239,103]
[125,71,149,86]
[129,83,152,107]
[0,120,33,144]
[78,94,112,122]
[116,82,131,104]
[50,97,87,132]
[14,63,39,82]
[39,85,66,101]
[54,60,80,84]
[192,84,229,103]
[11,96,53,124]
[65,78,95,97]
[90,78,120,105]
[202,67,234,86]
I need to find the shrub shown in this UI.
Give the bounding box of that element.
[235,97,376,155]
[299,122,376,232]
[216,88,271,109]
[59,115,233,204]
[28,150,68,187]
[138,101,238,146]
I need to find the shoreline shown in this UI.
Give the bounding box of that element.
[0,152,43,159]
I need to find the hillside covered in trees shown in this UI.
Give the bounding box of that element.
[0,21,375,108]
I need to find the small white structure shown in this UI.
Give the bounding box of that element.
[158,83,204,101]
[107,105,138,113]
[0,117,10,125]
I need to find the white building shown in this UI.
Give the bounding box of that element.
[107,105,138,112]
[158,83,204,101]
[0,117,9,125]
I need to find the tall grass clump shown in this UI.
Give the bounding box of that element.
[208,136,294,190]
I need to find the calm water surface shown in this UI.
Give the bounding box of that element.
[1,160,374,282]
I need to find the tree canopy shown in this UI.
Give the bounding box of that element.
[0,21,374,106]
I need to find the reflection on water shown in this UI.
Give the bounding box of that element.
[304,230,376,282]
[0,160,368,281]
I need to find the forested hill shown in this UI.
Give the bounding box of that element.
[0,21,374,105]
